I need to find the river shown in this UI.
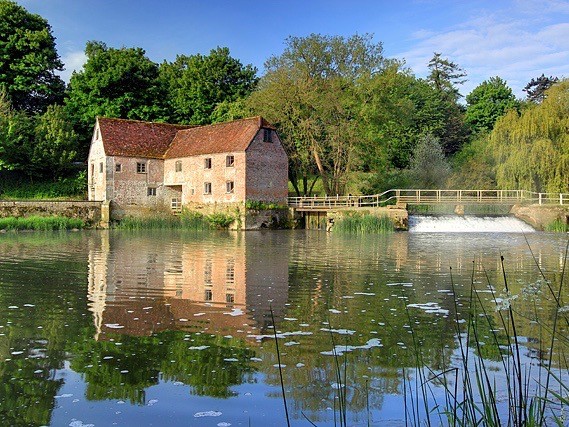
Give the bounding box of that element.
[0,228,567,426]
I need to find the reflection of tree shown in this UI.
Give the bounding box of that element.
[70,331,257,402]
[0,234,89,426]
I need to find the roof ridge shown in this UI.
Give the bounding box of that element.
[97,116,194,129]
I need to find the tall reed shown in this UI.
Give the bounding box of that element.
[0,215,84,230]
[332,214,393,234]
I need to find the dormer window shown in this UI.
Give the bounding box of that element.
[263,129,273,143]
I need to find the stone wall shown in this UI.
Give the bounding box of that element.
[0,200,103,227]
[511,204,569,230]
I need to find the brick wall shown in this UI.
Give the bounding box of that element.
[245,130,288,203]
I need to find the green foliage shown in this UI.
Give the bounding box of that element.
[465,76,519,134]
[490,79,569,192]
[0,90,34,172]
[179,209,209,229]
[159,47,258,125]
[0,215,84,230]
[447,135,497,189]
[245,200,288,210]
[427,52,467,101]
[545,218,569,232]
[249,33,387,196]
[408,134,450,188]
[115,215,185,230]
[206,212,235,229]
[0,171,87,199]
[332,213,394,233]
[523,74,559,104]
[65,41,166,155]
[0,0,65,113]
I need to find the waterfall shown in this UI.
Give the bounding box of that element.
[408,215,535,233]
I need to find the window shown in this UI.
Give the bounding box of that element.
[137,162,146,173]
[115,163,122,172]
[175,160,182,172]
[226,155,234,167]
[226,181,234,193]
[99,162,103,173]
[226,293,235,303]
[263,128,273,142]
[96,129,100,140]
[204,289,213,301]
[204,182,212,194]
[204,158,212,169]
[147,187,157,196]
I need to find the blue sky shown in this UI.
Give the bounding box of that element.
[17,0,569,98]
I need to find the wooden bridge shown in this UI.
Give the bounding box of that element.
[289,189,569,211]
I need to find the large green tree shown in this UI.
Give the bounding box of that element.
[0,0,65,113]
[491,79,569,192]
[427,52,467,101]
[249,33,386,196]
[465,76,519,134]
[159,47,258,125]
[408,134,450,188]
[65,41,166,155]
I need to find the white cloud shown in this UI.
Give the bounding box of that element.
[58,50,87,83]
[395,6,569,98]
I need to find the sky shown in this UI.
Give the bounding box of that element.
[17,0,569,98]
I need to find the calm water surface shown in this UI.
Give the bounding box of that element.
[0,229,567,426]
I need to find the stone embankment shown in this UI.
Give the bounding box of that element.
[511,204,569,230]
[0,200,104,227]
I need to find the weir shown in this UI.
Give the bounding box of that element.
[408,215,536,233]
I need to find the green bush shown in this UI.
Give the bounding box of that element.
[206,212,235,229]
[0,171,87,200]
[0,215,84,230]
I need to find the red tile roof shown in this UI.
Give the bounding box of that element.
[97,116,276,159]
[164,117,276,159]
[97,117,193,159]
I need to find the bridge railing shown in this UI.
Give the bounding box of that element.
[288,189,569,209]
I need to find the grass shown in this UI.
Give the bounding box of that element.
[546,218,569,232]
[115,210,235,230]
[0,215,85,230]
[332,213,394,234]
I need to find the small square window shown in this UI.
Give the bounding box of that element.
[204,158,212,169]
[137,162,146,173]
[226,181,234,193]
[99,162,103,173]
[204,182,212,194]
[226,293,235,303]
[115,163,122,172]
[175,160,182,172]
[263,129,273,142]
[226,155,234,167]
[147,187,156,196]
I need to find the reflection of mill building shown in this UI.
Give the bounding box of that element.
[87,232,289,340]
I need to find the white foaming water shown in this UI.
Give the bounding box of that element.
[409,215,535,233]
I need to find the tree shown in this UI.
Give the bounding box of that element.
[249,33,386,196]
[0,0,65,113]
[408,134,450,188]
[426,53,469,155]
[65,41,166,155]
[159,47,258,125]
[490,79,569,192]
[523,74,559,103]
[31,104,78,179]
[427,52,467,101]
[0,89,33,174]
[465,76,519,134]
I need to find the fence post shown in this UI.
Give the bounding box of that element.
[539,193,543,205]
[561,194,563,205]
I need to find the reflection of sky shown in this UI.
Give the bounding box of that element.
[50,363,287,426]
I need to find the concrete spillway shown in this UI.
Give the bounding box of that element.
[408,215,535,233]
